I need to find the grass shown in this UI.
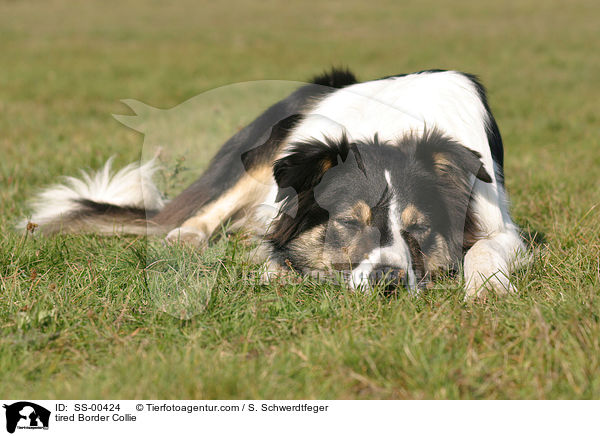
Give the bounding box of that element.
[1,0,600,399]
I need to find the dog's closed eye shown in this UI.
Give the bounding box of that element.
[335,201,372,228]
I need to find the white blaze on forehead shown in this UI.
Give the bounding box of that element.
[350,170,416,292]
[384,169,393,188]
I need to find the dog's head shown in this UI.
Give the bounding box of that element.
[267,129,492,292]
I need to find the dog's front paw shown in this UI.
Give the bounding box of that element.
[463,241,518,300]
[165,227,208,248]
[464,272,517,300]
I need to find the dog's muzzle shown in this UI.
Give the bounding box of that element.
[349,263,426,294]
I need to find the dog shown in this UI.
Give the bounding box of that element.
[21,68,529,297]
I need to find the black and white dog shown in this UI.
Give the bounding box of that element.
[22,69,529,297]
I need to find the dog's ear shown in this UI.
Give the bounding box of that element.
[416,130,492,183]
[241,114,302,171]
[268,135,364,247]
[273,133,364,199]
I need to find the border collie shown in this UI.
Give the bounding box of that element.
[21,69,529,298]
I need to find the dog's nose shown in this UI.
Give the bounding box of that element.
[369,266,407,292]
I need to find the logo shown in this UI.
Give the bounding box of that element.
[3,402,50,434]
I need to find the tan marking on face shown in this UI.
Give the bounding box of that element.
[401,204,426,228]
[335,201,372,227]
[320,158,333,173]
[351,200,372,225]
[431,152,454,169]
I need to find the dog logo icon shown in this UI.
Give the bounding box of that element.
[3,402,50,433]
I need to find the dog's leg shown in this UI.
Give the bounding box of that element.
[463,179,529,298]
[163,116,306,248]
[165,168,274,247]
[464,228,528,298]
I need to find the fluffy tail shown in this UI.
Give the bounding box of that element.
[19,157,166,235]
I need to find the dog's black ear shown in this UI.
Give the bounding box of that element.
[416,130,492,183]
[273,133,364,199]
[241,114,302,171]
[268,134,364,248]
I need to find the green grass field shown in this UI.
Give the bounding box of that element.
[1,0,599,399]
